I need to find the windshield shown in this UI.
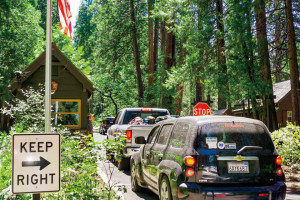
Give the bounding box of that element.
[122,110,168,124]
[196,123,274,154]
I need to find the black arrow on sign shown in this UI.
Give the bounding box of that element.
[22,156,51,170]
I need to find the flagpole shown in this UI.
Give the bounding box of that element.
[33,0,51,197]
[45,0,52,134]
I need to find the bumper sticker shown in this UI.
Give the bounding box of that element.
[206,137,217,149]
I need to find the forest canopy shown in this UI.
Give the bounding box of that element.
[0,0,299,131]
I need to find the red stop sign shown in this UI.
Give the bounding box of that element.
[193,103,211,116]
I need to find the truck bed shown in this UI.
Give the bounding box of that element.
[126,124,154,148]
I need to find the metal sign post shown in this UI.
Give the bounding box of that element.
[45,0,52,133]
[37,0,52,199]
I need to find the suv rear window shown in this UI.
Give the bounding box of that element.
[196,123,274,153]
[122,110,168,124]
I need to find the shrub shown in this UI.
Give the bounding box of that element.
[271,123,300,172]
[0,87,120,199]
[1,86,45,133]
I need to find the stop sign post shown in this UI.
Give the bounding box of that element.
[193,103,211,116]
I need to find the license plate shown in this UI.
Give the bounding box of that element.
[228,162,249,173]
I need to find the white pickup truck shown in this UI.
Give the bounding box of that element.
[106,108,170,170]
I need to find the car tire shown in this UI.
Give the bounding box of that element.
[131,162,141,192]
[159,176,172,200]
[117,157,129,171]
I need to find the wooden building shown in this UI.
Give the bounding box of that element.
[10,43,93,131]
[216,79,299,128]
[273,79,300,127]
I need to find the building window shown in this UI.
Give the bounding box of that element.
[287,111,292,122]
[52,99,81,129]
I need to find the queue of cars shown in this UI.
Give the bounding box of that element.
[102,109,286,200]
[106,108,171,170]
[99,117,115,135]
[130,116,286,200]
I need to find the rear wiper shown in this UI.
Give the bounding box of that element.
[237,146,263,155]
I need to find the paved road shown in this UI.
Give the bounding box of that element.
[94,132,158,200]
[93,132,299,200]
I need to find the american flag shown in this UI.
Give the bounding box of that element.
[58,0,73,39]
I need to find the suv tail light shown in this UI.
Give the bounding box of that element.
[185,168,195,177]
[125,130,132,143]
[184,156,195,166]
[276,167,283,176]
[275,156,283,176]
[184,156,196,177]
[276,156,282,166]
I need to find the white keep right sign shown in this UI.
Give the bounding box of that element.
[12,133,60,194]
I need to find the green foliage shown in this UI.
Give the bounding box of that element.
[0,131,116,199]
[271,123,300,172]
[44,133,103,199]
[1,87,45,133]
[0,0,44,103]
[102,133,126,162]
[0,131,32,199]
[0,87,121,199]
[0,133,13,196]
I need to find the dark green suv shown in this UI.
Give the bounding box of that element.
[130,116,286,200]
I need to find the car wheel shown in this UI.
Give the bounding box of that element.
[131,162,141,192]
[160,176,172,200]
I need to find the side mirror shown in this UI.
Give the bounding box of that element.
[135,136,146,144]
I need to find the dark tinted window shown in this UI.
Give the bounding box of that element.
[147,126,160,144]
[197,123,274,153]
[122,110,168,124]
[106,118,115,123]
[157,124,173,145]
[169,122,190,148]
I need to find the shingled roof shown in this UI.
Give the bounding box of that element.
[10,43,93,97]
[273,78,299,104]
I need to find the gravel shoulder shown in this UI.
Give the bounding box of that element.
[283,165,300,192]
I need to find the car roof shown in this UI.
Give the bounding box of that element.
[120,108,169,112]
[175,116,267,129]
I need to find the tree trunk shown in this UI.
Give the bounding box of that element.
[245,3,260,119]
[285,0,300,125]
[130,0,144,106]
[159,20,166,106]
[274,14,283,83]
[195,1,206,104]
[196,76,204,102]
[148,0,154,86]
[165,23,173,70]
[255,0,278,131]
[160,20,166,55]
[154,18,159,72]
[163,19,175,112]
[216,0,228,110]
